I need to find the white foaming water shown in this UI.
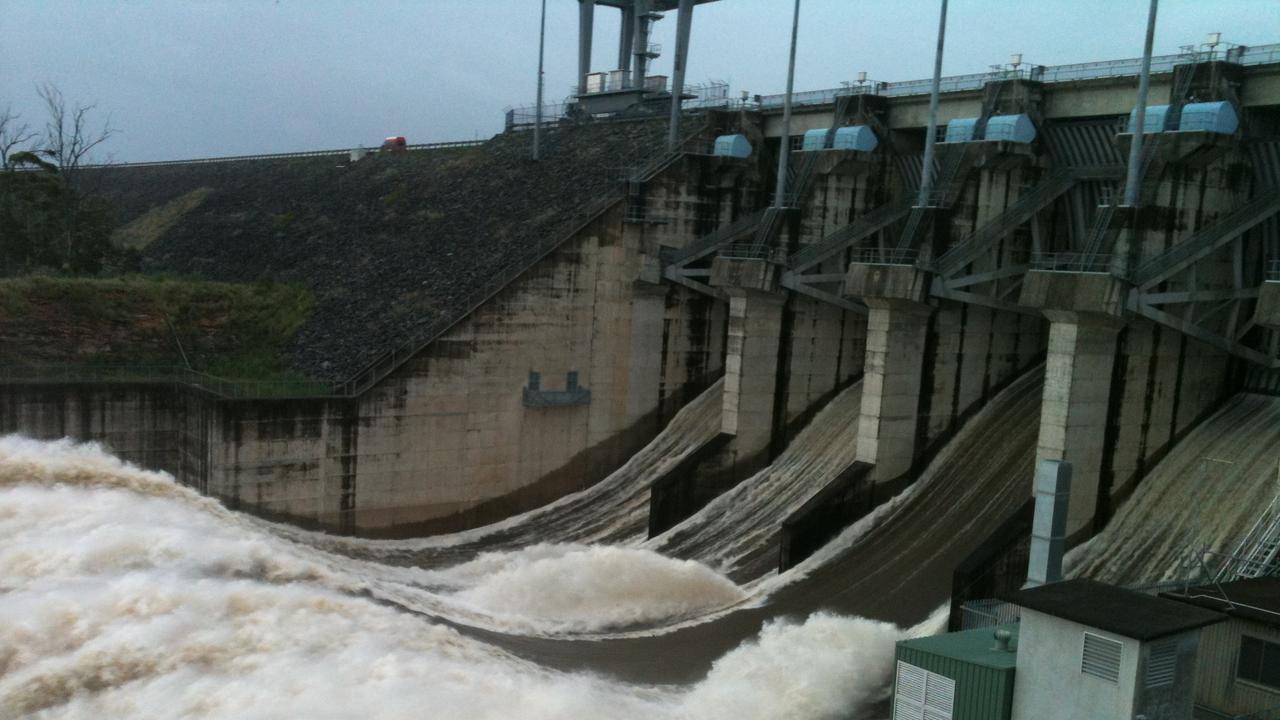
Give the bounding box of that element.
[0,436,913,719]
[429,544,748,634]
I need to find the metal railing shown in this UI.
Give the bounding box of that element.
[934,167,1085,275]
[717,242,785,263]
[1134,194,1280,287]
[72,140,485,170]
[1030,251,1113,273]
[664,209,767,267]
[959,599,1021,631]
[850,247,919,266]
[1217,493,1280,582]
[0,364,330,399]
[1267,259,1280,283]
[755,43,1280,110]
[788,200,916,272]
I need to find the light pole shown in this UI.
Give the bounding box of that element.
[1124,0,1159,207]
[533,0,548,161]
[773,0,802,209]
[917,0,949,207]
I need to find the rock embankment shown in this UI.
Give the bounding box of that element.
[92,120,670,382]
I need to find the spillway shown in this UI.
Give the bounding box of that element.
[464,367,1043,683]
[283,379,724,567]
[646,381,863,581]
[1067,392,1280,586]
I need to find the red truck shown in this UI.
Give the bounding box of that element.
[380,136,407,153]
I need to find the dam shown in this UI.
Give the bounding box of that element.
[3,2,1280,718]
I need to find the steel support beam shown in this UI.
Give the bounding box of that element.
[578,0,596,95]
[773,0,802,209]
[632,0,650,89]
[618,4,635,72]
[666,0,694,152]
[1123,0,1159,207]
[917,0,949,207]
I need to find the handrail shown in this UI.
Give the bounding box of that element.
[1134,194,1280,287]
[1029,251,1113,273]
[755,43,1280,110]
[663,208,767,267]
[70,140,486,170]
[934,165,1126,275]
[788,199,915,272]
[1217,493,1280,581]
[0,364,331,399]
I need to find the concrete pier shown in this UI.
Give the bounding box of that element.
[1036,311,1123,537]
[856,297,935,482]
[711,257,785,467]
[721,289,785,453]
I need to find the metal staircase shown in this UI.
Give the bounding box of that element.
[892,144,979,257]
[937,163,1125,277]
[787,199,916,274]
[1217,493,1280,581]
[1076,60,1201,268]
[784,93,858,208]
[1134,192,1280,288]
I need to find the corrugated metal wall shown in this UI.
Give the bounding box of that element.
[1194,617,1280,716]
[895,646,1015,720]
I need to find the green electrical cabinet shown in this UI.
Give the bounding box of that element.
[893,624,1019,720]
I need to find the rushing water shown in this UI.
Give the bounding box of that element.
[1067,392,1280,585]
[0,434,927,719]
[0,366,1071,717]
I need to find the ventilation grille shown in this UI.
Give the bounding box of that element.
[1082,632,1123,683]
[894,661,955,720]
[1146,641,1177,687]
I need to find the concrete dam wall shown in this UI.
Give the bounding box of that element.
[4,52,1280,549]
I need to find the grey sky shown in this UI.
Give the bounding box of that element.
[4,1,1276,163]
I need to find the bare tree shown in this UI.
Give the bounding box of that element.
[0,106,37,169]
[37,82,114,179]
[35,83,115,265]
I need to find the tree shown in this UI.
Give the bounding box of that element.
[0,106,37,169]
[35,83,116,271]
[0,85,118,275]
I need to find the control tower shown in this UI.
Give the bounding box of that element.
[574,0,721,116]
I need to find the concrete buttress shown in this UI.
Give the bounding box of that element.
[721,289,786,458]
[857,297,935,482]
[1036,311,1124,538]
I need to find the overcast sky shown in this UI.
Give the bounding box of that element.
[4,1,1275,163]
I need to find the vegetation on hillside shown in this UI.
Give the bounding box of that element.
[0,86,128,276]
[0,274,316,386]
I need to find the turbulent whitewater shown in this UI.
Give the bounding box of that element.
[0,435,912,719]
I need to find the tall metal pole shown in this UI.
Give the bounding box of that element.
[917,0,949,207]
[578,0,595,95]
[618,5,635,72]
[666,0,694,152]
[773,0,802,209]
[632,0,651,90]
[1124,0,1159,207]
[533,0,547,161]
